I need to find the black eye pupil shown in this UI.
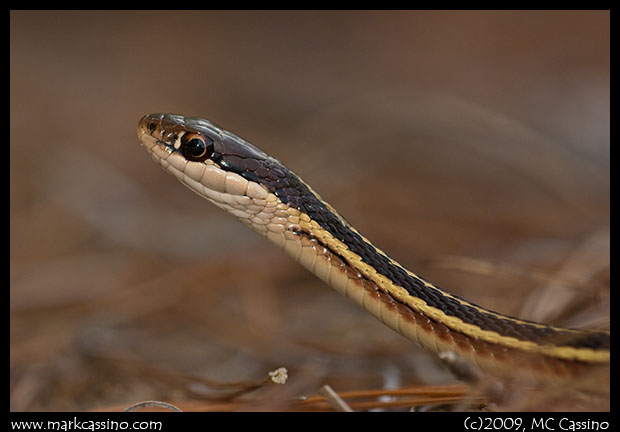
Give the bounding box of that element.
[186,139,205,156]
[181,135,213,162]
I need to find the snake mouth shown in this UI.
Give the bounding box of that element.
[137,113,160,136]
[137,114,164,151]
[138,114,194,163]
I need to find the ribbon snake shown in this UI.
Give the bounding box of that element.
[137,113,609,381]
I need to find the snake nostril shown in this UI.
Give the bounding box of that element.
[147,121,157,134]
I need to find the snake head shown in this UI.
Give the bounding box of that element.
[138,113,282,204]
[137,113,331,216]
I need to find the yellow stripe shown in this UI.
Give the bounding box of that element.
[297,212,609,363]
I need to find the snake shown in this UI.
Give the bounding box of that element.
[137,113,609,381]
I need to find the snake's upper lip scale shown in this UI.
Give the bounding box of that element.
[156,139,176,152]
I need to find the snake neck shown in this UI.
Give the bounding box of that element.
[231,159,609,365]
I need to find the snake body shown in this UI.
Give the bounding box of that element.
[137,113,609,380]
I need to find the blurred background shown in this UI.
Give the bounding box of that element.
[10,11,609,411]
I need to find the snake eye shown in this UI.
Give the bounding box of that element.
[180,133,214,162]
